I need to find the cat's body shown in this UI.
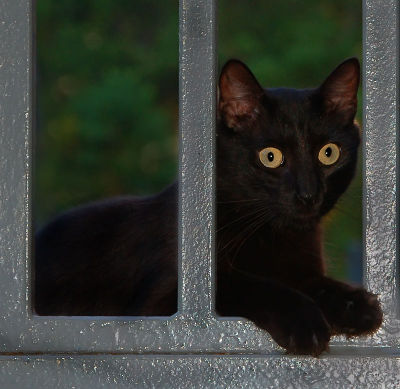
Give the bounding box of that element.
[35,58,383,356]
[35,184,178,316]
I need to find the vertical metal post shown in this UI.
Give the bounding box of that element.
[0,0,32,324]
[363,0,399,319]
[178,0,217,317]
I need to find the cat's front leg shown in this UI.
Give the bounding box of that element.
[217,276,331,356]
[300,276,383,337]
[257,289,331,356]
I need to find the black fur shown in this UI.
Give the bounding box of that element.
[35,58,382,356]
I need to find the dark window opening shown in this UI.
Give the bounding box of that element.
[34,0,179,316]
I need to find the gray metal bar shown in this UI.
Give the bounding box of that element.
[0,0,32,324]
[1,354,400,388]
[363,0,400,329]
[178,0,217,317]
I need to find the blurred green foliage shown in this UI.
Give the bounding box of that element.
[36,0,361,279]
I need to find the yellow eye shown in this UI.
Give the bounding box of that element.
[318,143,340,165]
[259,147,284,168]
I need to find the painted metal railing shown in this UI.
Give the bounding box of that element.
[0,0,399,386]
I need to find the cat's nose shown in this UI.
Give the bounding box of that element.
[296,191,317,207]
[295,169,319,207]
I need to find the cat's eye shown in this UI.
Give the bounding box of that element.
[318,143,340,165]
[259,147,284,168]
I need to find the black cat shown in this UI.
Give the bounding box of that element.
[216,58,382,356]
[35,58,383,356]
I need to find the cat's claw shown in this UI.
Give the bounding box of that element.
[345,300,354,310]
[283,327,330,357]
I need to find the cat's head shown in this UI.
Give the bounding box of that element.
[217,58,360,230]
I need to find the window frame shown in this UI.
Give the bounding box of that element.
[0,0,399,385]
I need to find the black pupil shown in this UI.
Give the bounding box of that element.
[267,152,274,162]
[325,147,332,158]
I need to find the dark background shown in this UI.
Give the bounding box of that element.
[35,0,362,281]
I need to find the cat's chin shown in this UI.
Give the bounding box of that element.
[291,220,318,231]
[277,214,320,232]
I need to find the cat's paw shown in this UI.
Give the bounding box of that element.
[317,286,383,337]
[264,299,331,357]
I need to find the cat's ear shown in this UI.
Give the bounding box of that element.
[318,58,360,120]
[219,60,265,131]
